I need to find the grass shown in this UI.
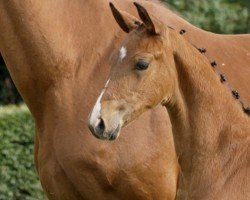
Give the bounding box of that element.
[0,104,45,200]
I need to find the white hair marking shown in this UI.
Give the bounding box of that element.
[89,79,110,127]
[119,46,127,60]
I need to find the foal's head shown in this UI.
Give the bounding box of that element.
[88,3,177,140]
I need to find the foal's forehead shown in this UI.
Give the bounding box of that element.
[121,31,164,55]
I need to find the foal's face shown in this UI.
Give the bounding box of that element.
[88,3,176,140]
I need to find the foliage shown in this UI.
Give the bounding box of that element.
[161,0,250,34]
[0,105,45,200]
[0,57,22,105]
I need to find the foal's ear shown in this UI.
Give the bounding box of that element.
[109,2,141,33]
[133,2,159,35]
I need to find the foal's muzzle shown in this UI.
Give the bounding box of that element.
[88,100,133,141]
[88,117,121,141]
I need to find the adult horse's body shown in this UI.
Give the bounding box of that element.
[0,1,178,199]
[89,3,250,199]
[0,0,249,199]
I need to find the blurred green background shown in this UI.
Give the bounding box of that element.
[163,0,249,34]
[0,0,249,199]
[0,105,45,200]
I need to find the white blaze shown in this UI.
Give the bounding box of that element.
[119,46,127,60]
[89,79,110,127]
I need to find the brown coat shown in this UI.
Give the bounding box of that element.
[0,0,249,199]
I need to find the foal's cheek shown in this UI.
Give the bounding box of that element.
[150,82,167,104]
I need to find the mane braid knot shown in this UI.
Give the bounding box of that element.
[179,29,186,35]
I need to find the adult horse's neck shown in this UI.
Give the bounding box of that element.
[0,0,116,121]
[166,32,249,199]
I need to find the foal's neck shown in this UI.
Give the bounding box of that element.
[166,32,249,198]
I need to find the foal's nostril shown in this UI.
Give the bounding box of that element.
[97,118,105,133]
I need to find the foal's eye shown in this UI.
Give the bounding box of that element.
[135,60,149,70]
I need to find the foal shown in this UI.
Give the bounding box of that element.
[88,3,250,199]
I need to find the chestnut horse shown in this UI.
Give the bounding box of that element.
[89,3,250,199]
[0,1,178,199]
[0,0,249,199]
